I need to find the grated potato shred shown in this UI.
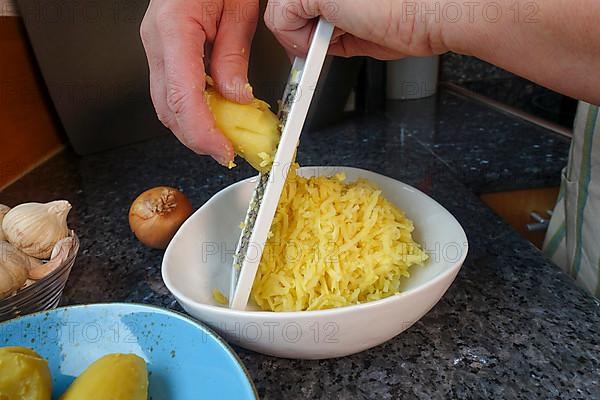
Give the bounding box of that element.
[249,165,428,312]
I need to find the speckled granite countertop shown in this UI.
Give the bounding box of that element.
[386,91,570,193]
[1,90,598,399]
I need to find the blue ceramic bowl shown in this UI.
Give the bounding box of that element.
[0,303,257,399]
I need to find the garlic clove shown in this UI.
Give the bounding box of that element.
[51,230,74,259]
[28,236,74,280]
[0,241,38,299]
[2,200,71,259]
[0,205,9,242]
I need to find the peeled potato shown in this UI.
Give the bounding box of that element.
[60,353,148,400]
[205,84,281,173]
[0,346,52,400]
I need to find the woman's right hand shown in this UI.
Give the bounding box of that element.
[265,0,600,105]
[264,0,450,60]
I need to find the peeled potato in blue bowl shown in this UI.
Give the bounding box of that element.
[0,303,257,399]
[0,346,52,399]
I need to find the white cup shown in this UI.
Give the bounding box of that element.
[386,56,440,100]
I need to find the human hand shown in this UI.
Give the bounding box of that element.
[266,0,600,107]
[264,0,449,59]
[140,0,258,165]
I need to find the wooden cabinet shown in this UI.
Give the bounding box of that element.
[481,187,560,248]
[0,16,64,190]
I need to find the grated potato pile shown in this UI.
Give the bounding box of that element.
[250,165,428,312]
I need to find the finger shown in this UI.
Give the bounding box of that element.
[141,13,178,131]
[160,16,234,165]
[331,27,346,42]
[149,55,178,131]
[329,34,407,59]
[271,20,316,58]
[264,0,316,56]
[211,0,258,104]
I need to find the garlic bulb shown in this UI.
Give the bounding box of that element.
[0,241,40,299]
[0,205,9,242]
[2,201,71,259]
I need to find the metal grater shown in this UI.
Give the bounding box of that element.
[229,19,334,310]
[229,66,300,290]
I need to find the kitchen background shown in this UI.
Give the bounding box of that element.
[3,2,599,397]
[1,0,573,249]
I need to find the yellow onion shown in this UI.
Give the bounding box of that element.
[129,187,193,249]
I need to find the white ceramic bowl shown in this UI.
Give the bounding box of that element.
[163,167,468,359]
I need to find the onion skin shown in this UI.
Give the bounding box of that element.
[129,187,193,249]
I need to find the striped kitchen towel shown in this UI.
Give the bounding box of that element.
[544,102,600,297]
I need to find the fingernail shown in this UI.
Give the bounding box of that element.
[244,83,254,100]
[204,127,233,166]
[221,80,238,101]
[214,143,235,167]
[213,155,230,166]
[221,78,252,103]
